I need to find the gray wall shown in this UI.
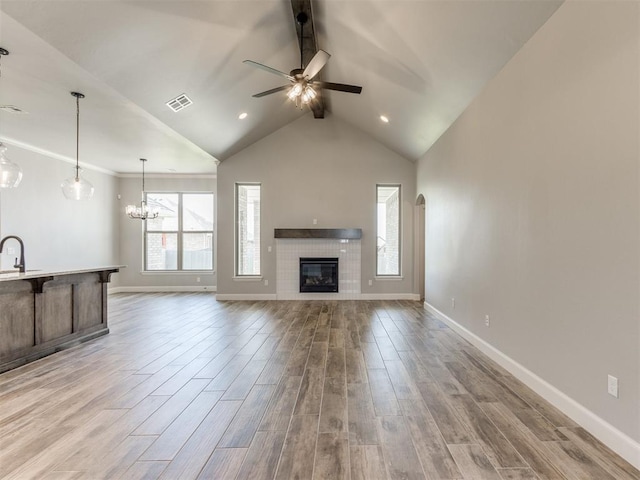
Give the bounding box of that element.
[0,144,119,275]
[416,1,639,443]
[117,175,216,289]
[217,114,416,296]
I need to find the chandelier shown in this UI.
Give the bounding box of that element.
[61,92,94,200]
[126,158,158,220]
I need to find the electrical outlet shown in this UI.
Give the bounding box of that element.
[196,277,201,283]
[7,247,15,255]
[264,279,269,286]
[267,245,272,253]
[368,279,373,286]
[313,218,318,225]
[608,375,619,398]
[451,297,456,309]
[485,315,490,327]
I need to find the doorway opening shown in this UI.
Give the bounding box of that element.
[415,194,426,302]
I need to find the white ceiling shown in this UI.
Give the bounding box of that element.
[0,1,562,174]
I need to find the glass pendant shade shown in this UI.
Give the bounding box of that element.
[0,143,22,188]
[61,169,94,200]
[62,91,94,200]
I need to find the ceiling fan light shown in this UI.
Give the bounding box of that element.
[288,83,303,100]
[305,86,317,100]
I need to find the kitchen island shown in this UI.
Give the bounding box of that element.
[0,266,122,373]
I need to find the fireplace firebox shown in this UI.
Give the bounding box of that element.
[299,257,339,293]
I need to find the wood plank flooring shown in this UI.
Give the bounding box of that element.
[0,294,638,480]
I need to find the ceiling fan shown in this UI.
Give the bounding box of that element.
[243,12,362,107]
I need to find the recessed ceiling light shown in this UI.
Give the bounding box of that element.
[238,112,248,120]
[379,115,389,123]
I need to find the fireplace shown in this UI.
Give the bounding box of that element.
[299,257,339,293]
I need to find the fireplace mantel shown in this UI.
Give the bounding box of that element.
[274,228,362,239]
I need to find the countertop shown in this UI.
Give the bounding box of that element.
[0,265,125,282]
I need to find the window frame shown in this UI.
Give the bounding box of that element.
[143,191,214,273]
[375,183,402,277]
[235,182,262,277]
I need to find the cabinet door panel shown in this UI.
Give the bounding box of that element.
[42,284,73,342]
[76,278,102,329]
[0,292,35,357]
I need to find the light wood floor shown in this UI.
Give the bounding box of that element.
[1,294,638,480]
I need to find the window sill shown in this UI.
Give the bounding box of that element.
[375,275,404,281]
[141,271,215,275]
[233,276,263,281]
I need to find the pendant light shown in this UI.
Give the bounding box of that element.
[0,142,23,189]
[126,158,158,220]
[61,91,94,200]
[0,48,21,189]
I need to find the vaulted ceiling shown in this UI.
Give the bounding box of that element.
[0,1,562,174]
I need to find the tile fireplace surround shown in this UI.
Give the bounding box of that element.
[276,230,362,300]
[276,239,361,300]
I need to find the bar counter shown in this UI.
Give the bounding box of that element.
[0,266,122,373]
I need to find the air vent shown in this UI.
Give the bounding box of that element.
[0,105,28,114]
[166,94,193,112]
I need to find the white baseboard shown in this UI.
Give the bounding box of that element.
[216,293,420,301]
[108,289,419,301]
[424,302,640,470]
[360,293,421,301]
[215,294,278,301]
[109,286,216,293]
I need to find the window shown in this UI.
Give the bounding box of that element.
[144,192,214,271]
[236,183,261,276]
[376,184,401,276]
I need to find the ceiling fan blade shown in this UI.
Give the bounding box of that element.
[315,81,363,94]
[243,60,294,81]
[302,50,330,80]
[252,85,291,98]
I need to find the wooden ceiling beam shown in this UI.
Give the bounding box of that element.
[290,0,324,118]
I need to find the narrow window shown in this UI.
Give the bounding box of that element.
[236,183,261,276]
[376,184,401,276]
[144,192,214,271]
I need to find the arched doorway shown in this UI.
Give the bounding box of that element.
[414,194,426,302]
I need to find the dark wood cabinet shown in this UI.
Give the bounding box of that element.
[0,267,120,373]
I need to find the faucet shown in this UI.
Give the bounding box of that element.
[0,235,25,273]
